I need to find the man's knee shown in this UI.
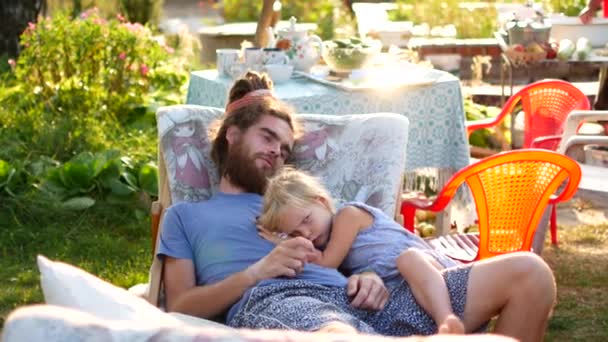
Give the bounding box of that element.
[509,252,556,302]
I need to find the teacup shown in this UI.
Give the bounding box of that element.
[244,48,264,67]
[216,49,240,78]
[229,63,247,79]
[262,48,289,65]
[264,64,294,84]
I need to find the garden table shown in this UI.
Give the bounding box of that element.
[186,66,471,233]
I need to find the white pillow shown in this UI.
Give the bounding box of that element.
[37,255,180,326]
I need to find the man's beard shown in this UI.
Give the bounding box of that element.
[223,140,276,195]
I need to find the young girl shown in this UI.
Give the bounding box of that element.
[258,168,465,334]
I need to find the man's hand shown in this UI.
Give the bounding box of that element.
[347,272,389,311]
[580,7,596,24]
[245,237,316,283]
[580,0,601,24]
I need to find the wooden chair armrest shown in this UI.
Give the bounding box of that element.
[151,201,163,258]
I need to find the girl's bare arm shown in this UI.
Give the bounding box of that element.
[313,206,373,268]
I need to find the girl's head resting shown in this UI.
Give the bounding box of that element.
[258,168,335,247]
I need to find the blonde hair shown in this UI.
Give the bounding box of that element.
[258,168,335,232]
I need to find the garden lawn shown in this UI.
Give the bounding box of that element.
[0,210,606,339]
[544,223,608,341]
[0,201,151,327]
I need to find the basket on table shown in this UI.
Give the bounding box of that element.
[505,48,547,66]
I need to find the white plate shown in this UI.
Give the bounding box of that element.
[294,67,437,92]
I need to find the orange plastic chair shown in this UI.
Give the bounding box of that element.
[402,150,581,262]
[467,79,590,246]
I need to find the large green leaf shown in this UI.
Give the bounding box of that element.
[0,159,11,185]
[61,162,96,191]
[60,196,96,211]
[122,170,139,189]
[28,156,60,178]
[138,162,158,197]
[98,159,122,186]
[107,178,136,197]
[93,150,121,178]
[120,156,135,170]
[40,168,68,195]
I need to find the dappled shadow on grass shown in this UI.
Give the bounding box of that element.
[543,223,608,342]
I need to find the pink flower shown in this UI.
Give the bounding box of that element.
[118,52,126,60]
[8,59,16,68]
[116,14,126,22]
[122,22,144,33]
[28,22,36,30]
[140,64,149,76]
[164,46,175,54]
[93,18,106,25]
[80,7,99,19]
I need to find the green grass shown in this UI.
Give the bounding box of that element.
[1,201,606,340]
[0,199,152,327]
[544,223,608,341]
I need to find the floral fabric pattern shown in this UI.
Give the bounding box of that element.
[157,105,409,218]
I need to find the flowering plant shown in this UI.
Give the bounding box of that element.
[2,9,188,160]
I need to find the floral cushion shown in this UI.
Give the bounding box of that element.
[157,105,409,217]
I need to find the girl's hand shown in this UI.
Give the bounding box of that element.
[308,248,323,264]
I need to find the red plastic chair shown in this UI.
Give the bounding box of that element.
[402,150,581,262]
[467,79,590,245]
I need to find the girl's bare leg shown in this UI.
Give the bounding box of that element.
[461,252,556,342]
[397,249,464,334]
[438,314,466,334]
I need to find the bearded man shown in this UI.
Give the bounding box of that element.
[158,72,557,340]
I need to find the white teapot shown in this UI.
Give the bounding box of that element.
[276,17,323,73]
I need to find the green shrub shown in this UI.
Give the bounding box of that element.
[39,150,158,210]
[0,10,188,161]
[44,0,164,26]
[221,0,355,40]
[389,0,498,39]
[542,0,587,16]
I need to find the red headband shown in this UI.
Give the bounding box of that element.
[225,89,275,116]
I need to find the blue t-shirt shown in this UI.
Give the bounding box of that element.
[157,192,347,321]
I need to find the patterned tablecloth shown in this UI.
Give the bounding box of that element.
[186,67,470,192]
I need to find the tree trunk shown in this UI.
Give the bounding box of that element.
[0,0,45,58]
[254,0,277,48]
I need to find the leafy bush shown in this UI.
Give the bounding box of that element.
[40,150,158,210]
[0,9,188,161]
[389,0,498,39]
[542,0,587,16]
[221,0,355,40]
[464,99,510,150]
[44,0,164,26]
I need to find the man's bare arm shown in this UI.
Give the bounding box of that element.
[163,237,317,318]
[164,257,257,318]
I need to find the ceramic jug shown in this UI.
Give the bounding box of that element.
[276,17,323,73]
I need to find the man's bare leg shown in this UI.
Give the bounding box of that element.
[461,252,556,342]
[318,321,358,334]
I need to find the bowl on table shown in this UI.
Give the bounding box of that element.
[263,64,294,84]
[322,38,381,74]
